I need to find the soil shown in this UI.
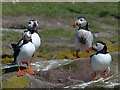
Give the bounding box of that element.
[2,15,73,30]
[31,55,118,88]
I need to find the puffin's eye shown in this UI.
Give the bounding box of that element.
[80,19,83,21]
[28,21,31,24]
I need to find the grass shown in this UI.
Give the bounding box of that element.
[2,2,118,17]
[2,76,30,88]
[39,28,74,40]
[2,30,21,42]
[2,2,118,25]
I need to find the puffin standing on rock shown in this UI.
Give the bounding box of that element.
[13,31,36,76]
[11,20,41,63]
[90,41,112,80]
[73,17,93,58]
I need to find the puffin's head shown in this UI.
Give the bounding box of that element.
[92,41,107,53]
[22,31,31,41]
[27,20,38,31]
[73,17,88,30]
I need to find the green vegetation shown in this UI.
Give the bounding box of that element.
[2,57,14,64]
[2,76,30,88]
[2,30,21,42]
[2,2,118,26]
[39,28,74,40]
[2,2,118,17]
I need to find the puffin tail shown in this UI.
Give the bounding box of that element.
[11,44,17,51]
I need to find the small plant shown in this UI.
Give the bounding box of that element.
[2,57,14,65]
[56,52,76,59]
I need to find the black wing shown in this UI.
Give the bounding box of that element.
[11,44,17,51]
[79,37,86,44]
[11,38,23,63]
[11,38,23,51]
[12,48,20,63]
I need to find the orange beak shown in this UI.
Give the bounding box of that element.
[73,21,76,28]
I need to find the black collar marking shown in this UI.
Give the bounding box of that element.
[78,23,89,31]
[96,44,108,55]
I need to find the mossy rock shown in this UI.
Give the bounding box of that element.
[56,52,76,59]
[2,76,30,88]
[108,43,119,52]
[35,52,52,60]
[73,51,94,58]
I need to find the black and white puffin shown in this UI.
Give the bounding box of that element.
[13,31,36,76]
[27,20,41,50]
[73,17,93,58]
[11,20,41,63]
[90,41,112,80]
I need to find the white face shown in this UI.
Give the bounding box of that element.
[22,31,31,40]
[93,42,105,52]
[28,20,38,29]
[76,17,87,27]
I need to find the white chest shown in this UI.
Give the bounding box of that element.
[91,53,112,71]
[17,42,35,63]
[31,33,41,50]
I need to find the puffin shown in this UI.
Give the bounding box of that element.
[27,20,41,51]
[13,31,36,76]
[90,41,112,80]
[73,17,93,58]
[11,20,41,63]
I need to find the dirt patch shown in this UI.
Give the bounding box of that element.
[34,59,94,87]
[2,15,73,30]
[33,52,118,88]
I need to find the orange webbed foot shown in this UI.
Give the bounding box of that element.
[93,77,99,81]
[103,70,108,78]
[26,66,34,75]
[17,70,24,77]
[93,72,99,81]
